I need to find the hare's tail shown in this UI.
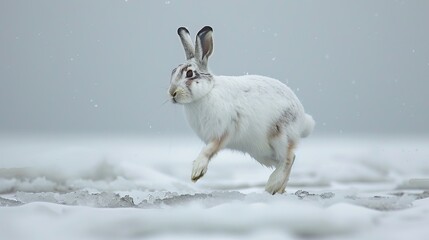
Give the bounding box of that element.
[301,114,315,138]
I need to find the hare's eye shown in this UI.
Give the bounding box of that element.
[186,69,193,78]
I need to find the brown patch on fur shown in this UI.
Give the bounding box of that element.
[281,108,297,125]
[286,140,296,166]
[203,132,228,160]
[268,123,281,140]
[268,108,297,139]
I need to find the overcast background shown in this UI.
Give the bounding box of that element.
[1,0,428,136]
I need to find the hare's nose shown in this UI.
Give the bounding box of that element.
[171,90,178,103]
[169,87,177,97]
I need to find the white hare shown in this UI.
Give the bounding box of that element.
[168,26,315,194]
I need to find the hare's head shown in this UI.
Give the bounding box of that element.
[169,26,214,104]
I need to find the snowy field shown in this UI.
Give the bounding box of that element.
[1,134,429,240]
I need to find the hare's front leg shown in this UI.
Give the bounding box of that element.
[191,134,228,182]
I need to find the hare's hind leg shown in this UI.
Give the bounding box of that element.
[265,140,296,195]
[279,153,296,194]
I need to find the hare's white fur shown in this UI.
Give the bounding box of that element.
[185,74,312,165]
[169,26,315,194]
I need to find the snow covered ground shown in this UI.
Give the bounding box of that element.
[0,134,428,240]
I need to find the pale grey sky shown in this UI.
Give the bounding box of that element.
[1,0,428,136]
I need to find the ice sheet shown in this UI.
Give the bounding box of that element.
[1,135,429,239]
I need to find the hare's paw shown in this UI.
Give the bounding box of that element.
[265,168,287,195]
[191,157,209,182]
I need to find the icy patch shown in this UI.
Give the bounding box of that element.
[10,189,426,212]
[139,191,245,208]
[14,190,246,208]
[295,190,335,199]
[15,191,135,208]
[344,194,415,211]
[0,197,22,207]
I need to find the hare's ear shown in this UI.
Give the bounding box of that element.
[195,26,213,69]
[177,27,195,60]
